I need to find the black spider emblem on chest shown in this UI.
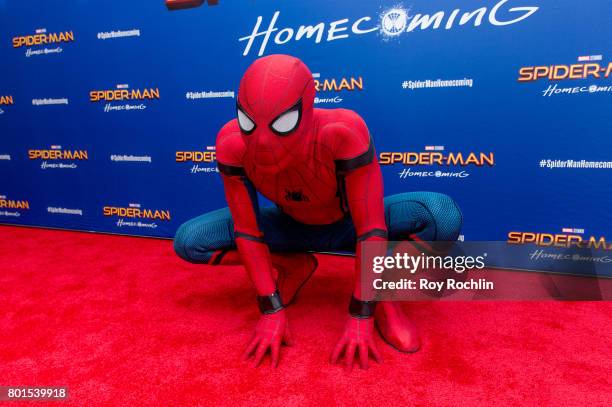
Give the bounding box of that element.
[284,188,310,203]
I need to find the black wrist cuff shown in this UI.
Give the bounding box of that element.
[349,295,377,319]
[257,289,284,314]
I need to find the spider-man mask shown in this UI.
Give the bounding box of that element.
[236,54,316,175]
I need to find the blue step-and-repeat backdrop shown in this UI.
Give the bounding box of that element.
[1,0,610,251]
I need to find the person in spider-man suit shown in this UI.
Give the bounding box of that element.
[174,54,462,370]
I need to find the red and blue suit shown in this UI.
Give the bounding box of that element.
[174,54,462,370]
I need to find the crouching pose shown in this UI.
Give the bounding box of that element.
[174,54,462,370]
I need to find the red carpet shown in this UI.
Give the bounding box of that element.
[1,225,611,406]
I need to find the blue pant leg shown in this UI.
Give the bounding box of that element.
[173,207,236,263]
[173,205,349,263]
[174,192,462,263]
[384,192,463,241]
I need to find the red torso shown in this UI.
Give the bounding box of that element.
[217,108,370,225]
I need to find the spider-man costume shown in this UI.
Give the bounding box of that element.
[174,54,462,370]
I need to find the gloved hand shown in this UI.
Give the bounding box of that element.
[242,308,291,367]
[331,315,382,371]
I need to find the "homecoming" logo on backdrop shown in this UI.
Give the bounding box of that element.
[0,194,29,218]
[176,146,218,174]
[239,0,539,56]
[379,146,494,179]
[103,203,171,229]
[518,55,612,97]
[28,145,88,170]
[12,28,75,57]
[508,228,611,267]
[312,73,363,104]
[90,84,160,112]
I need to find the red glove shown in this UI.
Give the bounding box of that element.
[331,315,382,371]
[242,309,291,368]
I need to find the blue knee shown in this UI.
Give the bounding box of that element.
[425,192,463,240]
[385,192,462,241]
[173,208,235,264]
[173,221,215,264]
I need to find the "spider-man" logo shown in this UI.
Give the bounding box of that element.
[284,189,310,203]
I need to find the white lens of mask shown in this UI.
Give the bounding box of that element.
[237,108,255,132]
[271,109,299,134]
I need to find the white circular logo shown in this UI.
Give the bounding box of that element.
[381,8,408,37]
